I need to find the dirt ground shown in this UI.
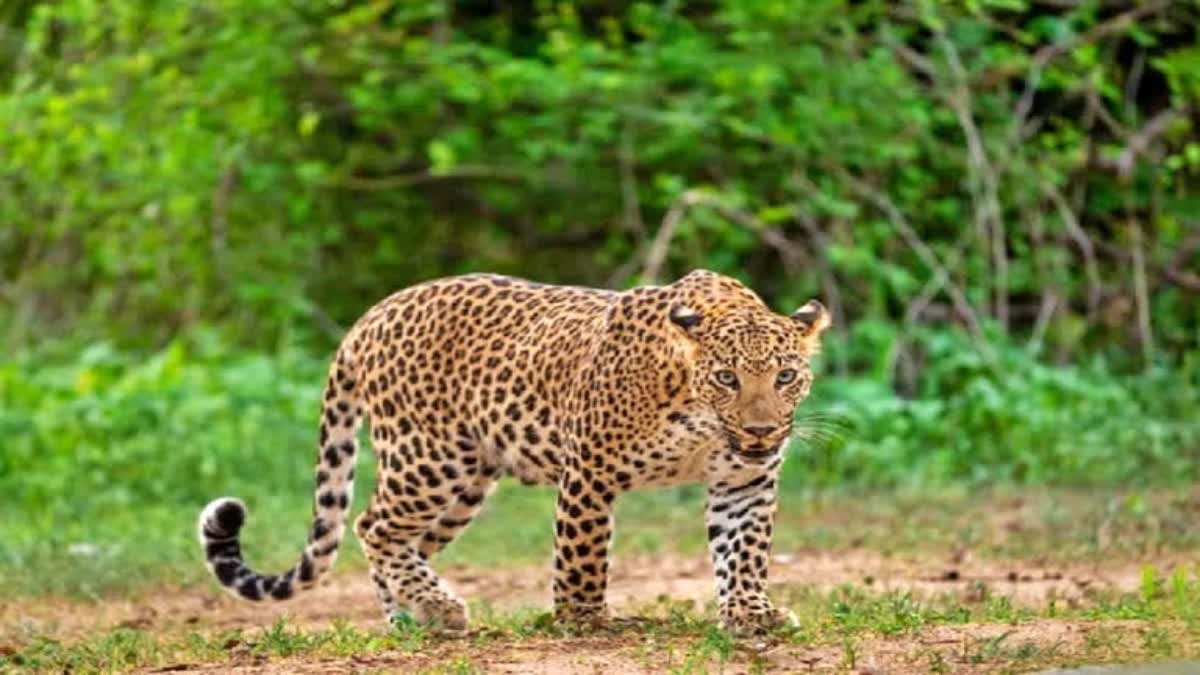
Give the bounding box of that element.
[1,551,1188,673]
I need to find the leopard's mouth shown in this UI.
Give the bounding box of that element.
[735,442,783,460]
[723,432,784,462]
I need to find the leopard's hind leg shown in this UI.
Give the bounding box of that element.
[416,465,500,559]
[355,435,492,632]
[353,509,399,619]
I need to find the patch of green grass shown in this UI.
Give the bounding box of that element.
[670,625,736,674]
[9,481,1200,600]
[772,486,1200,563]
[832,566,1200,628]
[964,630,1066,668]
[779,586,1028,643]
[4,616,453,673]
[8,628,166,673]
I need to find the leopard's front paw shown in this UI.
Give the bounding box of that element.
[719,605,799,636]
[554,602,609,631]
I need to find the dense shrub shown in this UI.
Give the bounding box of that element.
[1,1,1197,367]
[789,329,1200,486]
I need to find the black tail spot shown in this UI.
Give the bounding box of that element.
[213,560,241,585]
[238,577,263,600]
[311,519,330,541]
[205,539,240,560]
[298,554,316,583]
[213,500,245,536]
[271,582,294,600]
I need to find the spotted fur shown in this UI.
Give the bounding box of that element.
[198,269,830,634]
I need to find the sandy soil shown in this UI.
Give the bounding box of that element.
[0,551,1184,673]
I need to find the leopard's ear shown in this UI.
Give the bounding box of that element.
[669,304,703,334]
[791,299,830,338]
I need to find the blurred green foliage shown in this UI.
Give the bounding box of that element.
[1,0,1197,358]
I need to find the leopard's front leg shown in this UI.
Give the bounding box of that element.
[705,473,797,635]
[552,464,615,627]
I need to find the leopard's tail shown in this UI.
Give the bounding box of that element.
[197,347,362,602]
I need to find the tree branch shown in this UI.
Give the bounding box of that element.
[837,170,995,363]
[1041,181,1103,317]
[1128,219,1155,365]
[618,119,645,239]
[1012,0,1170,141]
[640,190,704,284]
[1091,108,1183,180]
[640,191,809,285]
[1026,210,1059,354]
[791,204,849,375]
[210,159,238,284]
[1094,230,1200,293]
[938,34,1009,331]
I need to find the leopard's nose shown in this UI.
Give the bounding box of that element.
[742,425,777,439]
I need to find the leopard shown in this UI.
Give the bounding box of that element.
[197,269,830,635]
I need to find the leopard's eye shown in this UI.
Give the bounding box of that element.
[714,370,739,388]
[776,369,798,386]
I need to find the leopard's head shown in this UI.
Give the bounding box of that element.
[669,278,830,460]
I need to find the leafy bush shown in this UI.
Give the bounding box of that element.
[0,338,323,515]
[790,330,1200,487]
[1,1,1197,365]
[0,336,371,595]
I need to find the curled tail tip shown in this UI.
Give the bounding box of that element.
[199,496,246,542]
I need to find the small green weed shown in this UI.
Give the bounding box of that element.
[254,618,318,657]
[671,626,736,675]
[968,629,1014,663]
[839,635,858,670]
[1142,626,1177,658]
